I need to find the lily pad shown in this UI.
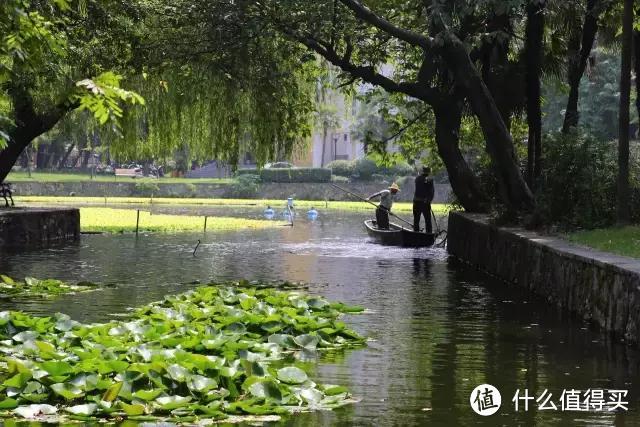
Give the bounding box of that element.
[277,367,308,384]
[14,404,58,419]
[65,403,98,415]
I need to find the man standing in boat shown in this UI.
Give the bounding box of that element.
[413,166,434,233]
[366,182,400,230]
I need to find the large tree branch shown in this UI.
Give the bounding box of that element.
[338,0,433,50]
[285,29,437,103]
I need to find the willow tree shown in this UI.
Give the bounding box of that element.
[0,0,317,182]
[0,0,147,183]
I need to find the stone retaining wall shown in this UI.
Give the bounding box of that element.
[447,212,640,344]
[11,181,452,203]
[0,208,80,250]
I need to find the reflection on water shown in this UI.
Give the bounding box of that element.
[0,208,639,426]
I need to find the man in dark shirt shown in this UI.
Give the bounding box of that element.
[413,166,434,233]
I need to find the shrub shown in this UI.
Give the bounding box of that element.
[133,180,159,196]
[326,160,355,177]
[261,168,331,183]
[236,168,331,183]
[353,158,377,180]
[184,183,197,198]
[226,174,261,198]
[331,175,350,183]
[388,161,415,177]
[536,132,622,229]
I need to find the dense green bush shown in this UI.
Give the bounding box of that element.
[236,168,331,183]
[535,132,620,228]
[326,160,354,177]
[133,180,159,196]
[353,158,378,180]
[226,174,261,198]
[328,158,414,181]
[387,161,414,177]
[184,183,197,197]
[331,175,350,183]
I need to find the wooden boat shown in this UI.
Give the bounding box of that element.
[364,220,435,247]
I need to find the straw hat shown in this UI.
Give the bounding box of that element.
[388,182,400,192]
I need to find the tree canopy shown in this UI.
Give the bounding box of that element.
[0,0,635,218]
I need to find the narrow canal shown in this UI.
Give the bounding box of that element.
[0,208,638,426]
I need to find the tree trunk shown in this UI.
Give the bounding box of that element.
[634,29,640,127]
[433,103,488,213]
[0,86,71,183]
[58,143,75,170]
[320,126,327,167]
[562,0,601,133]
[617,0,633,224]
[481,10,513,130]
[441,34,535,213]
[525,0,545,188]
[0,139,32,183]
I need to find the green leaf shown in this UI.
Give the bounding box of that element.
[187,375,218,393]
[3,372,32,388]
[277,367,308,384]
[293,334,319,349]
[0,398,19,410]
[1,275,15,285]
[133,389,164,401]
[65,403,98,415]
[102,382,123,402]
[155,395,192,410]
[51,382,85,400]
[247,380,282,401]
[322,384,349,396]
[120,402,146,416]
[40,361,73,376]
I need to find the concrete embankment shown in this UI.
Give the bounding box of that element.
[447,212,640,345]
[10,181,452,203]
[0,208,79,250]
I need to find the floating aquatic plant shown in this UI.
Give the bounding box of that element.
[0,282,366,424]
[80,208,286,233]
[0,276,99,299]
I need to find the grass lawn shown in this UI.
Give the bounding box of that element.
[15,196,452,214]
[6,171,233,184]
[80,207,285,233]
[568,226,640,258]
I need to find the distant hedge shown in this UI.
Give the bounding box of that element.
[236,168,331,183]
[327,158,415,180]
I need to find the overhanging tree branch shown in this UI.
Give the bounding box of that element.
[280,27,437,103]
[338,0,433,50]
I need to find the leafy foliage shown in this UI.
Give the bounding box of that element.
[543,50,626,140]
[75,72,145,127]
[0,283,365,422]
[225,175,261,199]
[535,131,640,229]
[0,275,98,299]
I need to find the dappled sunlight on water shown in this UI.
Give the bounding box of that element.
[1,208,639,426]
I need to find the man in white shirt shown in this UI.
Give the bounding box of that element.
[367,182,400,229]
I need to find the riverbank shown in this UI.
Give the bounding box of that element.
[568,226,640,258]
[13,196,451,214]
[447,212,640,346]
[6,171,232,184]
[0,207,79,249]
[7,180,453,203]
